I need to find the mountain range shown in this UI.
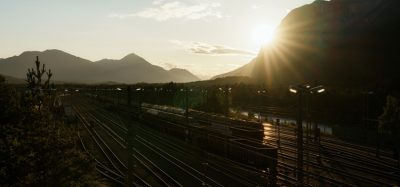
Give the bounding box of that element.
[0,50,199,84]
[214,0,400,89]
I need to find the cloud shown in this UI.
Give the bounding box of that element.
[109,1,223,21]
[170,40,257,56]
[153,0,166,5]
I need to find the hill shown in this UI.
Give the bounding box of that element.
[0,50,200,84]
[0,74,25,84]
[213,0,400,89]
[187,76,255,87]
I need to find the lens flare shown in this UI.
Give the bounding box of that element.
[251,25,276,47]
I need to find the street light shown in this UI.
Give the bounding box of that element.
[289,88,298,93]
[136,88,144,115]
[257,89,267,122]
[309,85,325,93]
[116,87,122,105]
[180,87,191,126]
[179,87,194,143]
[308,85,325,144]
[219,86,231,117]
[127,86,132,107]
[289,84,324,186]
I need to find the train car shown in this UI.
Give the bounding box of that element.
[191,127,276,170]
[230,119,263,129]
[139,103,277,183]
[141,113,188,140]
[230,127,264,140]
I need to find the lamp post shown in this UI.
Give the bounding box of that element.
[125,86,134,187]
[136,88,144,116]
[180,88,191,126]
[219,86,231,117]
[127,86,131,107]
[276,118,281,149]
[116,87,122,106]
[289,84,324,186]
[185,88,189,125]
[257,89,267,122]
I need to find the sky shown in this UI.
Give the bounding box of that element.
[0,0,314,79]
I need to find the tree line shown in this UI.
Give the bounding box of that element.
[0,57,99,186]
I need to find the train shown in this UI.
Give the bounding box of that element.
[139,103,278,184]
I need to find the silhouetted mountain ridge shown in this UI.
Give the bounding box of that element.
[0,74,25,84]
[120,53,148,63]
[0,50,199,84]
[214,0,400,89]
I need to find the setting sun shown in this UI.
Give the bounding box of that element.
[251,25,276,47]
[1,1,399,187]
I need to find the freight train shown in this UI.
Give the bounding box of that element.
[139,103,278,184]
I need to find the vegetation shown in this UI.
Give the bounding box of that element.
[379,95,400,135]
[25,56,53,112]
[379,95,400,156]
[0,57,99,186]
[89,81,389,126]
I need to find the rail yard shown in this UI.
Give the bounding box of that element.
[67,92,400,186]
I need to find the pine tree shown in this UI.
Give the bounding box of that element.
[25,56,53,112]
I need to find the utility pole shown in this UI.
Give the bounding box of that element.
[276,118,281,149]
[127,86,131,107]
[136,88,143,118]
[185,88,189,125]
[224,86,230,117]
[124,86,132,187]
[289,85,324,186]
[305,92,311,185]
[117,89,120,106]
[125,113,135,187]
[296,90,304,186]
[138,90,141,113]
[183,87,191,143]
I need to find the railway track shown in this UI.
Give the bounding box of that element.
[73,98,272,186]
[93,103,269,186]
[76,104,182,186]
[78,131,125,185]
[138,102,400,186]
[72,95,400,186]
[200,114,400,186]
[76,106,127,175]
[264,129,399,186]
[263,122,400,186]
[134,125,261,186]
[135,135,223,186]
[75,106,129,185]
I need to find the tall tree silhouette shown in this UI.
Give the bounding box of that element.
[25,56,52,111]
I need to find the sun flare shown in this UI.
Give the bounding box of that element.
[251,25,276,47]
